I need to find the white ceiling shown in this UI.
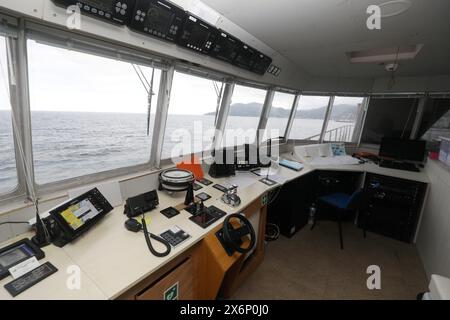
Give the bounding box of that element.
[202,0,450,79]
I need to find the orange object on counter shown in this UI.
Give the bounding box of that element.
[176,154,204,180]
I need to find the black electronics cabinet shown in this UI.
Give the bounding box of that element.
[128,0,186,42]
[359,173,427,243]
[268,172,316,238]
[52,0,136,25]
[177,13,218,54]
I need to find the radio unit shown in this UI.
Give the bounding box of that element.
[209,30,242,64]
[177,14,218,54]
[52,0,135,25]
[234,43,257,71]
[252,52,273,75]
[129,0,186,42]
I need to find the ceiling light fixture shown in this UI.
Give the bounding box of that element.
[379,0,412,18]
[347,44,423,64]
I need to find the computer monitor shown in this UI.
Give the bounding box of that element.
[379,137,426,162]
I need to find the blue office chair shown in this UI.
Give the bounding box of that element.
[311,188,366,250]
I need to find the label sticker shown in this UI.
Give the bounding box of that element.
[8,257,40,279]
[164,282,179,300]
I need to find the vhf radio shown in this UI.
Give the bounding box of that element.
[129,0,186,42]
[52,0,136,25]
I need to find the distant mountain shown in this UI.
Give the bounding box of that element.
[206,102,360,122]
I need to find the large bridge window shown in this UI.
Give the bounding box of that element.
[290,95,330,141]
[323,96,365,143]
[27,40,161,185]
[222,85,267,147]
[361,97,418,145]
[420,98,450,142]
[0,36,18,194]
[264,92,295,141]
[162,71,223,160]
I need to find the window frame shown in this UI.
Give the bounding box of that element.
[0,34,21,200]
[221,83,270,149]
[322,95,368,143]
[260,89,299,143]
[159,69,227,161]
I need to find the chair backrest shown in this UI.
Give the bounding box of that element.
[346,188,367,211]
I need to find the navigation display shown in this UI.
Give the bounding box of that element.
[60,199,102,231]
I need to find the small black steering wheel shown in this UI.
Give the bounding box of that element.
[222,214,256,254]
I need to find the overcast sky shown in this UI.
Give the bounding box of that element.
[0,38,363,114]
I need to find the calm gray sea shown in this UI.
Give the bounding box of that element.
[0,111,340,192]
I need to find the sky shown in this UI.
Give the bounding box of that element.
[0,38,363,114]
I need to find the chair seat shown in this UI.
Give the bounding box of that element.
[319,192,351,210]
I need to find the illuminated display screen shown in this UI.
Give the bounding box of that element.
[59,199,101,231]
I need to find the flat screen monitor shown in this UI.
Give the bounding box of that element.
[379,137,426,162]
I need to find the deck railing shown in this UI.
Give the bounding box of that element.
[305,124,355,142]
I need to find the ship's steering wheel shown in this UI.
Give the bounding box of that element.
[222,214,256,254]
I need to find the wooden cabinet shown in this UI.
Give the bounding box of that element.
[136,258,195,300]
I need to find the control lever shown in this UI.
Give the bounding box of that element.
[221,184,241,207]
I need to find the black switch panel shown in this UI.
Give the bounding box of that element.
[177,13,218,54]
[128,0,186,42]
[52,0,136,25]
[209,30,242,64]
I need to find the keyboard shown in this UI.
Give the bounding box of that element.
[379,160,420,172]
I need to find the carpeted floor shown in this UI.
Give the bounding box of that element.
[232,221,428,300]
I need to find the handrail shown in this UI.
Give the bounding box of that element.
[305,124,354,142]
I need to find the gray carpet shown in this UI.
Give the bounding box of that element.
[232,221,428,300]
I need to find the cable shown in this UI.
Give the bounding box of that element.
[0,221,29,226]
[265,223,280,242]
[141,215,171,258]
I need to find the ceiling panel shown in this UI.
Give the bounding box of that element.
[202,0,450,78]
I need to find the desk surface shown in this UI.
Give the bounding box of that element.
[0,154,430,300]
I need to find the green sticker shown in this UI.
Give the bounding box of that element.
[261,194,269,206]
[164,282,179,300]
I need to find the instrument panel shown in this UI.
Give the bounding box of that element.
[252,51,273,75]
[129,0,186,42]
[52,0,136,25]
[177,14,218,54]
[209,30,242,64]
[52,0,273,75]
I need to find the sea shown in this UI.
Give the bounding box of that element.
[0,111,344,192]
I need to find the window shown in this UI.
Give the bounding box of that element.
[420,98,450,142]
[290,95,331,141]
[263,92,295,140]
[0,36,18,194]
[222,84,267,147]
[27,40,161,185]
[162,71,223,160]
[323,96,365,142]
[361,97,418,144]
